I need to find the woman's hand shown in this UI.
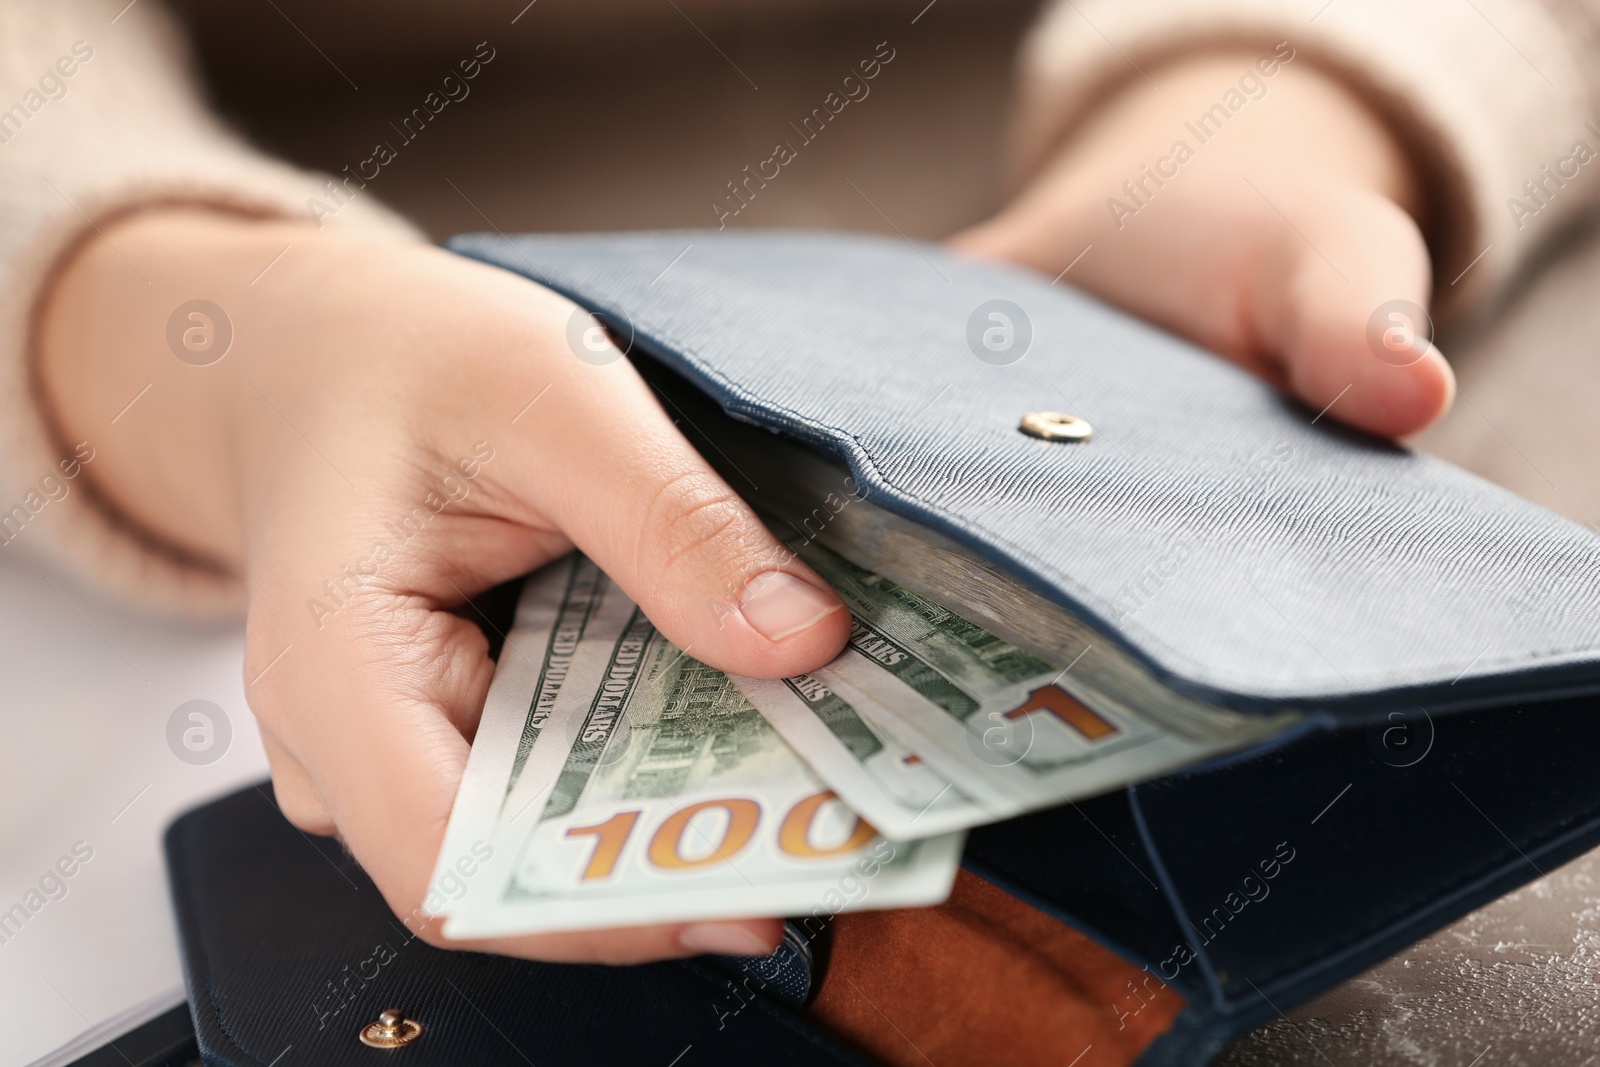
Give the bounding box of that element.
[36,209,849,962]
[954,51,1453,439]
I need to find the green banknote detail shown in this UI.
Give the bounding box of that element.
[544,606,657,819]
[797,539,1054,723]
[506,555,606,795]
[541,611,780,821]
[846,617,978,720]
[615,656,772,803]
[782,674,884,762]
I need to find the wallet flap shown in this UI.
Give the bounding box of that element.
[448,230,1600,716]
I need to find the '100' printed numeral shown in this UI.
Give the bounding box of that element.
[565,791,877,881]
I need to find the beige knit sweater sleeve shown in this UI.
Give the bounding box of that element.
[1011,0,1600,314]
[0,0,420,615]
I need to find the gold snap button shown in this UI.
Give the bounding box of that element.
[1019,411,1093,442]
[360,1009,424,1049]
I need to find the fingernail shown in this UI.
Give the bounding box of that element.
[738,571,841,642]
[679,923,777,957]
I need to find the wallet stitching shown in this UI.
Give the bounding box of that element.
[592,302,1600,695]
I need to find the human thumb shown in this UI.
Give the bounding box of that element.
[508,353,849,679]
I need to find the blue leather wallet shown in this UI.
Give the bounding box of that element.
[163,231,1600,1066]
[445,230,1600,1063]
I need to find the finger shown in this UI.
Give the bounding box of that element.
[500,343,849,680]
[235,261,840,963]
[252,582,783,962]
[438,917,786,965]
[259,726,335,835]
[1253,187,1454,438]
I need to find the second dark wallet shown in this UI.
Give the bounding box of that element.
[165,783,869,1066]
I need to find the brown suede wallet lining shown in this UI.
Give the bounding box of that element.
[807,869,1184,1067]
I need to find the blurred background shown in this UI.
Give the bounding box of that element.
[12,1,1600,1063]
[170,0,1038,240]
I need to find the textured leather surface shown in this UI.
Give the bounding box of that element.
[165,695,1600,1067]
[449,230,1600,713]
[965,689,1600,1066]
[161,231,1600,1067]
[165,785,869,1067]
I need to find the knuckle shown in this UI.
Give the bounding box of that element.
[528,934,676,966]
[574,935,668,966]
[407,914,454,950]
[241,618,295,731]
[638,470,768,581]
[276,787,337,836]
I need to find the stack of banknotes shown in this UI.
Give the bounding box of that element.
[429,540,1261,937]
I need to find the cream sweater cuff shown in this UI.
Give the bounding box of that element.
[0,0,422,618]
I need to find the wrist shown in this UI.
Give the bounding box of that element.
[35,209,331,572]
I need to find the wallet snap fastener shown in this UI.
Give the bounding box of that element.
[360,1009,423,1049]
[1019,411,1093,442]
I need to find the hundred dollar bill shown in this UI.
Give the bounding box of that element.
[427,555,636,917]
[445,593,962,938]
[732,671,997,840]
[794,539,1286,812]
